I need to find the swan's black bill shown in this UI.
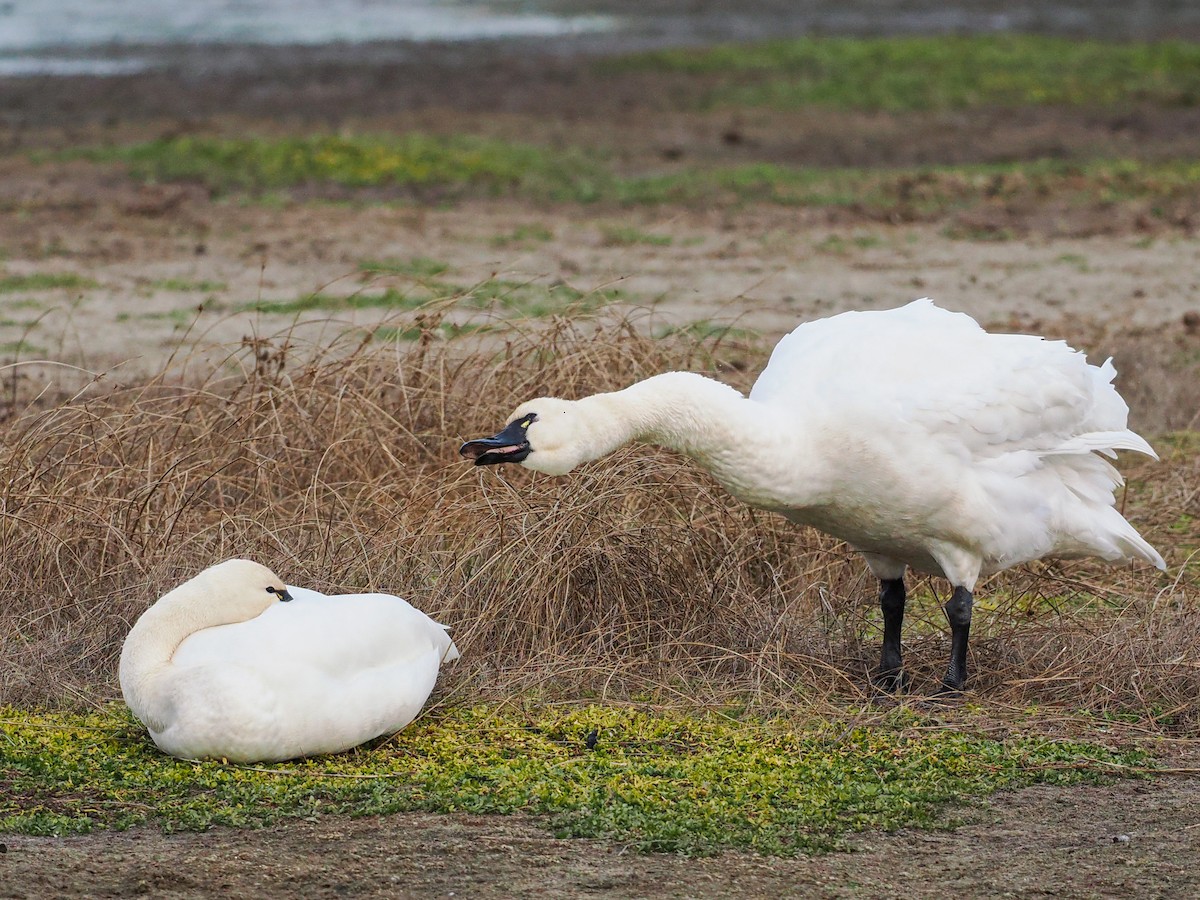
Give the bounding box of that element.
[267,586,294,602]
[459,417,534,466]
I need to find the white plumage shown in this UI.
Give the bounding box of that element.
[461,298,1164,692]
[120,560,459,762]
[747,299,1163,578]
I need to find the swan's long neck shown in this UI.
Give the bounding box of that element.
[118,584,223,730]
[583,372,814,507]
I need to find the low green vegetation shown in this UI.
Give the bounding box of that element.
[75,135,1200,218]
[358,257,450,278]
[458,279,622,317]
[372,322,488,342]
[0,273,97,293]
[239,288,431,316]
[654,320,758,342]
[80,134,601,197]
[0,704,1149,853]
[491,224,554,247]
[607,35,1200,111]
[1055,253,1091,272]
[815,233,885,255]
[148,278,227,292]
[117,301,225,324]
[0,339,44,355]
[601,226,673,247]
[5,298,45,310]
[941,223,1017,242]
[237,279,621,319]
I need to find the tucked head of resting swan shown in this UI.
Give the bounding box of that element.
[461,298,1166,695]
[119,558,459,763]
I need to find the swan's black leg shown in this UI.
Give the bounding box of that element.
[940,585,973,693]
[872,578,908,692]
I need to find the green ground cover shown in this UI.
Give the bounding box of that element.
[607,35,1200,111]
[1,704,1149,855]
[78,136,1200,216]
[0,273,98,293]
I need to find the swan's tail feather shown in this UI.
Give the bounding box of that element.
[1110,517,1168,571]
[1043,430,1159,461]
[438,623,461,663]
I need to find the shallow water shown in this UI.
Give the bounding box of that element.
[0,0,617,49]
[1,0,1196,77]
[0,0,614,75]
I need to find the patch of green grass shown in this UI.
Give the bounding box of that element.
[1056,253,1091,271]
[236,280,620,319]
[607,36,1200,112]
[68,134,1200,217]
[118,305,217,325]
[0,704,1150,853]
[148,278,227,292]
[0,339,45,355]
[458,280,622,317]
[5,298,45,310]
[941,223,1017,242]
[654,321,758,342]
[815,233,884,255]
[79,134,608,199]
[491,225,554,247]
[0,273,98,293]
[601,225,673,247]
[239,289,434,316]
[1168,513,1196,535]
[372,322,489,342]
[358,257,450,278]
[618,158,1200,213]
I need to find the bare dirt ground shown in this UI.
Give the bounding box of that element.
[3,41,1200,898]
[3,46,1200,386]
[4,158,1199,438]
[4,774,1200,899]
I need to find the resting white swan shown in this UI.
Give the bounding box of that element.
[460,298,1165,693]
[119,559,460,762]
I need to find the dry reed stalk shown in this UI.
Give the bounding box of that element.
[1,309,1196,734]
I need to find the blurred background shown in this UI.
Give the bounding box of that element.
[3,1,1200,76]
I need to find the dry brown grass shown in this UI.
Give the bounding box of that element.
[1,310,1197,733]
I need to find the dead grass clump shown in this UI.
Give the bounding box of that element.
[1,311,1196,732]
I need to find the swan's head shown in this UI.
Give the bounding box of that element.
[459,397,600,476]
[180,558,294,621]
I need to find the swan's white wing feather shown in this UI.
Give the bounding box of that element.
[752,298,1148,460]
[748,299,1163,576]
[174,588,456,672]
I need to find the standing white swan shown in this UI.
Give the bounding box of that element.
[119,559,460,762]
[460,299,1165,693]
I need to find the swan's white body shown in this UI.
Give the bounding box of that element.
[463,299,1164,690]
[743,298,1166,583]
[119,560,459,763]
